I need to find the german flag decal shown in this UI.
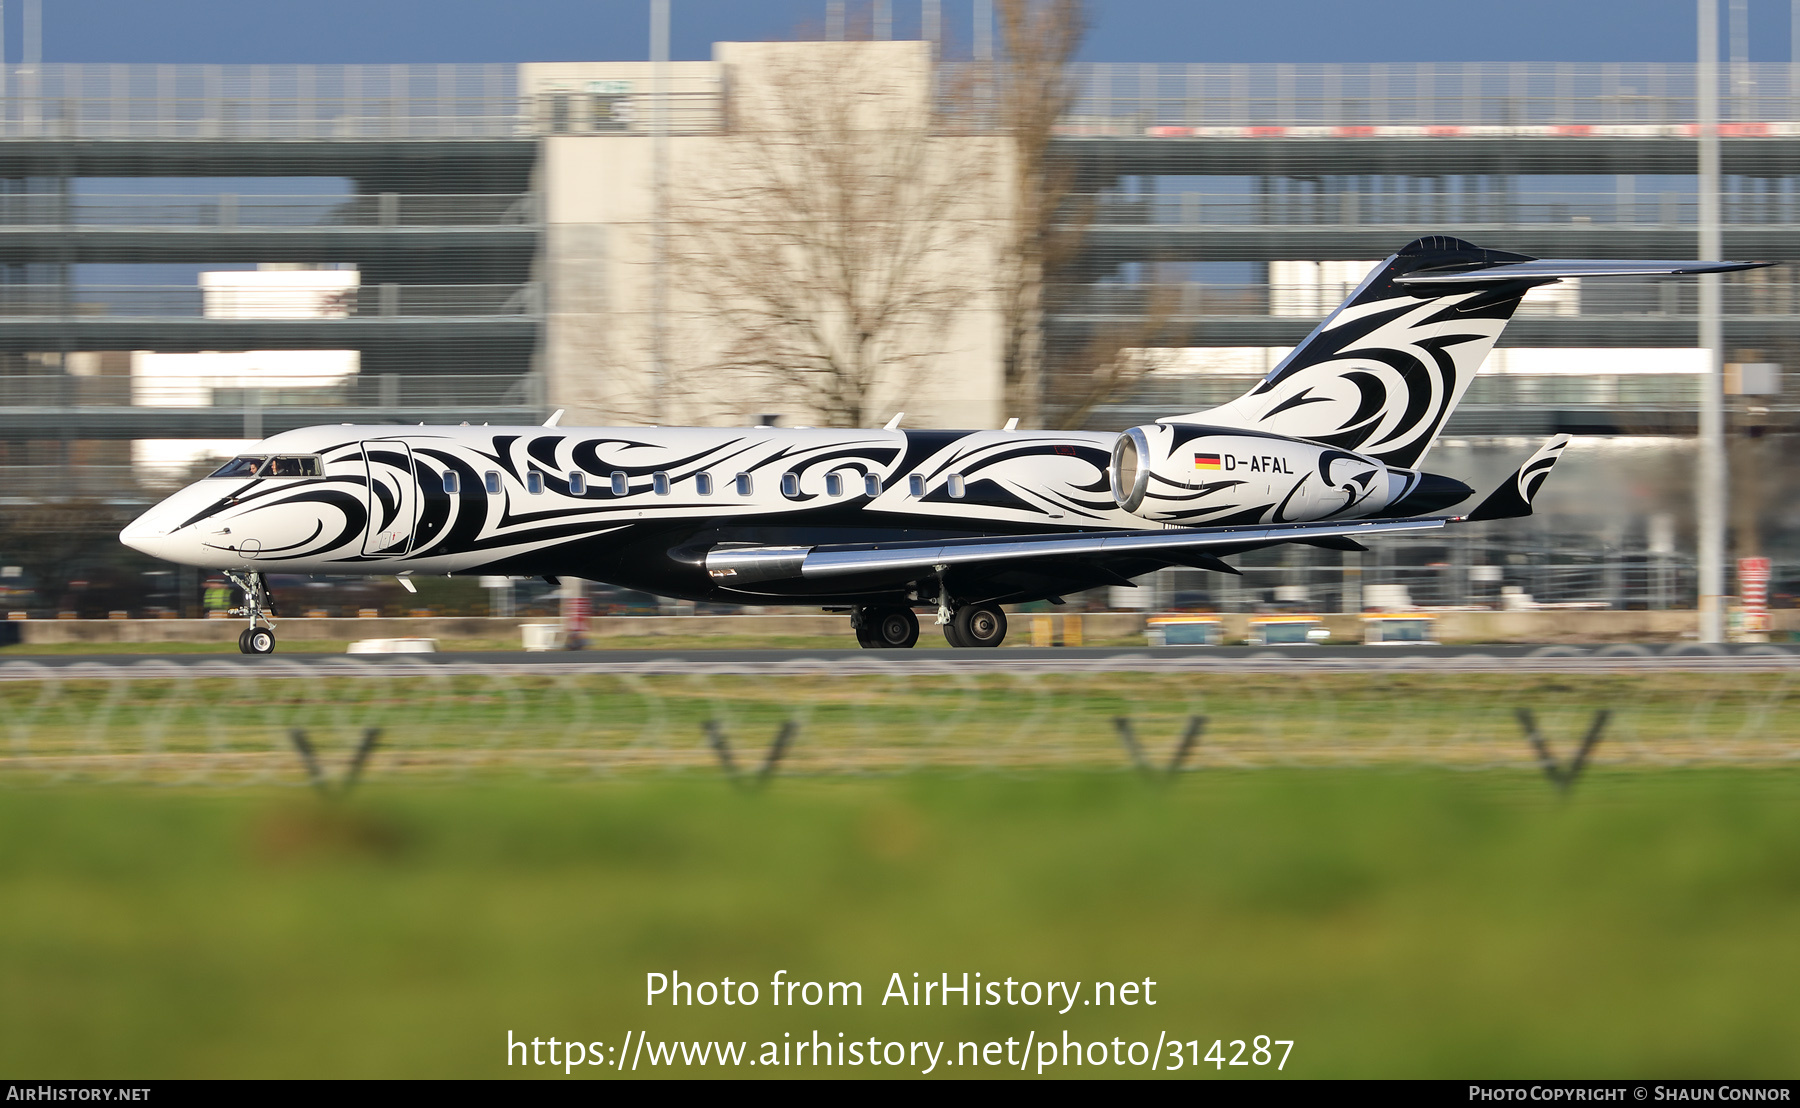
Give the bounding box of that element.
[1194,453,1222,470]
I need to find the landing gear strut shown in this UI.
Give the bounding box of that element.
[226,570,276,655]
[853,605,919,649]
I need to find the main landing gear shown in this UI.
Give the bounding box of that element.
[932,573,1008,649]
[847,579,1010,650]
[943,603,1007,648]
[852,605,920,649]
[225,570,277,655]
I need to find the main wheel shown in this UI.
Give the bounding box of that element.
[951,603,1007,648]
[244,627,275,655]
[867,606,919,649]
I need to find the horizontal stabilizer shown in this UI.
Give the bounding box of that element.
[1463,435,1571,522]
[1397,258,1773,285]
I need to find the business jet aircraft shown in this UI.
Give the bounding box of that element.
[121,237,1766,653]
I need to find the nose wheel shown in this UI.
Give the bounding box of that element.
[225,570,277,655]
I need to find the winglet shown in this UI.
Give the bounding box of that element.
[883,412,904,430]
[543,408,565,427]
[1463,435,1571,521]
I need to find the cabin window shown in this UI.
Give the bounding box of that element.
[568,471,586,495]
[442,471,459,494]
[653,472,671,496]
[484,471,501,495]
[208,456,267,479]
[908,474,925,497]
[526,471,543,495]
[695,472,714,496]
[864,474,882,497]
[781,472,801,497]
[610,471,628,496]
[947,473,966,499]
[735,473,753,496]
[825,472,843,497]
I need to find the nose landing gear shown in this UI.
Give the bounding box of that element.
[225,570,277,655]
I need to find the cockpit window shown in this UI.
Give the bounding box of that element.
[209,456,266,479]
[207,454,322,479]
[266,455,323,478]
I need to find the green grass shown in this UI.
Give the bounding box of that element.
[3,670,1794,782]
[2,770,1798,1078]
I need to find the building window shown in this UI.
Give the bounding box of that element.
[695,472,714,496]
[569,471,586,495]
[653,472,670,495]
[526,471,544,495]
[442,471,459,495]
[610,471,628,496]
[781,472,801,497]
[484,471,501,495]
[735,473,753,496]
[908,474,925,497]
[825,472,843,497]
[947,473,966,499]
[864,474,881,497]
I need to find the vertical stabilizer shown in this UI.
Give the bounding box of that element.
[1165,237,1540,469]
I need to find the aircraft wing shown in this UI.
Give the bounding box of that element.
[703,516,1445,585]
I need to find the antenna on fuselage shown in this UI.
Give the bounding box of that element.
[544,408,565,427]
[883,412,904,430]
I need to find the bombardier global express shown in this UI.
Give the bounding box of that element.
[120,237,1767,653]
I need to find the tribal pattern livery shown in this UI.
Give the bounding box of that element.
[118,236,1770,653]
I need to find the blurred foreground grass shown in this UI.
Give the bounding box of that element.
[3,770,1798,1078]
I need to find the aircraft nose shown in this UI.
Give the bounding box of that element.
[120,510,177,561]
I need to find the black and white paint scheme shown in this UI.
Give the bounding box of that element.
[120,238,1768,653]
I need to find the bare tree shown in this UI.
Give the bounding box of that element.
[988,0,1191,430]
[1044,287,1186,430]
[673,42,995,428]
[990,0,1086,428]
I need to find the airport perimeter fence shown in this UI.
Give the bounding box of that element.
[1,654,1798,788]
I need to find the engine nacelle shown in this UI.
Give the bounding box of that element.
[1109,423,1420,525]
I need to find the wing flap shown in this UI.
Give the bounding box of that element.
[704,517,1445,584]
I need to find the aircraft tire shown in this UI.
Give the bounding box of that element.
[245,627,275,655]
[867,606,919,649]
[237,628,252,654]
[952,604,1007,648]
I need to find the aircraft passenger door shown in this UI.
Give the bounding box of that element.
[362,440,419,556]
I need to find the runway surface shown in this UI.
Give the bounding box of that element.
[2,642,1795,676]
